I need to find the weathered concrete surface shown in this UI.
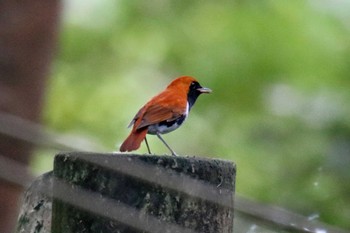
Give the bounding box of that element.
[16,172,53,233]
[52,152,236,233]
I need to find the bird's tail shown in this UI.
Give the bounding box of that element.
[120,128,148,152]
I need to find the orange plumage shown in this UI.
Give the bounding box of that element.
[120,76,211,156]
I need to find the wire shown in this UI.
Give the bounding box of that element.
[1,111,349,233]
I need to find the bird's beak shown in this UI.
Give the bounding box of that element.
[197,87,212,94]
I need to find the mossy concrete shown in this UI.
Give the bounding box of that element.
[52,152,235,233]
[16,172,53,233]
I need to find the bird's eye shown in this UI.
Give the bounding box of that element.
[190,81,198,87]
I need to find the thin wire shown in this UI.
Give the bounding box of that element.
[77,152,233,208]
[0,154,35,188]
[0,111,103,151]
[51,177,197,233]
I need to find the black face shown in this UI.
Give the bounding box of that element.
[187,81,204,110]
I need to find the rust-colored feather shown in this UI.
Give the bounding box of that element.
[136,95,186,129]
[120,127,148,152]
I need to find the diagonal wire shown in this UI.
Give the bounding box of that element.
[77,152,234,207]
[7,157,197,233]
[51,177,197,233]
[0,111,103,151]
[0,154,35,188]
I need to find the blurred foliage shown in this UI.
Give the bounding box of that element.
[40,0,350,229]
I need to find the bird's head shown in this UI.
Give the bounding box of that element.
[168,76,212,94]
[168,76,212,109]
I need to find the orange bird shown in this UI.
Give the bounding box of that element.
[120,76,211,156]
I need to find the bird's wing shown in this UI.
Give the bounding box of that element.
[135,94,187,130]
[136,105,180,129]
[127,107,144,128]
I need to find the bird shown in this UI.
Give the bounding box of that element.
[119,76,212,156]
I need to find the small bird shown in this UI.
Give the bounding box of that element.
[120,76,211,156]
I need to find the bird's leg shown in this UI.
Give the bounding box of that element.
[156,132,178,156]
[144,136,152,154]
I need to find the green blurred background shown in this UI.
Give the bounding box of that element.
[33,0,350,230]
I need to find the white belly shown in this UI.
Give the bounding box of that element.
[147,102,189,135]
